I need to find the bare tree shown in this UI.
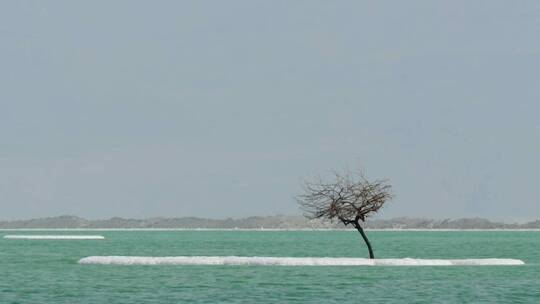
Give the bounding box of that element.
[296,170,393,259]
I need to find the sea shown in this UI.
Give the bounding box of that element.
[1,230,539,303]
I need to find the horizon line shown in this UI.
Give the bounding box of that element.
[1,214,539,225]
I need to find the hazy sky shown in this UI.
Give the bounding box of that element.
[1,1,540,221]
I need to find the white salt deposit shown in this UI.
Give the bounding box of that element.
[78,256,524,266]
[4,235,105,240]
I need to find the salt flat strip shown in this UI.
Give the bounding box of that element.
[78,256,524,266]
[4,235,105,240]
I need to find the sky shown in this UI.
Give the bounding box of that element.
[1,1,540,221]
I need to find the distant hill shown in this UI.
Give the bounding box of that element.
[0,215,539,229]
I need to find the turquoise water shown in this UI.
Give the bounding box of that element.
[1,230,539,303]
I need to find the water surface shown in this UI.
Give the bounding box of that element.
[1,230,538,303]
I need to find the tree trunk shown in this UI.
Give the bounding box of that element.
[354,220,374,259]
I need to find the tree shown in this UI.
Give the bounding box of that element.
[296,170,393,259]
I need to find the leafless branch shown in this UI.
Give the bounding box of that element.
[296,170,393,225]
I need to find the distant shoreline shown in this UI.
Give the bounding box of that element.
[2,215,539,230]
[2,228,540,232]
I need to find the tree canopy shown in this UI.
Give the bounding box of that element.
[297,171,393,225]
